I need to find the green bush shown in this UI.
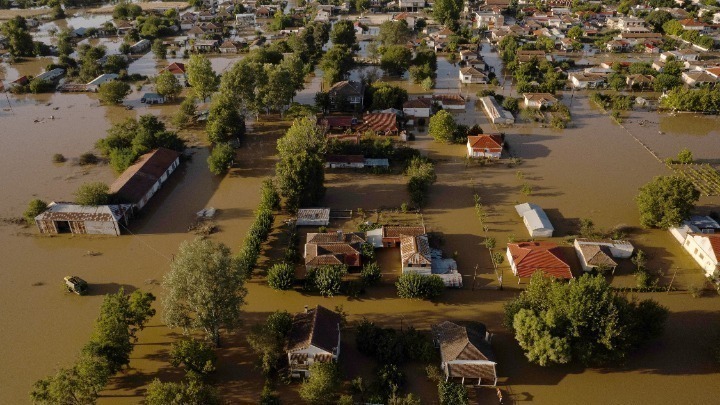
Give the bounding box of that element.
[395,273,444,299]
[360,262,381,286]
[78,152,99,166]
[438,381,468,405]
[307,265,347,297]
[74,182,110,206]
[267,263,295,290]
[207,143,235,175]
[24,199,48,225]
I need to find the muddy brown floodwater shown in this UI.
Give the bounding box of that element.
[2,56,720,404]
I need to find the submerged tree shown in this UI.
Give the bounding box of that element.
[636,176,699,228]
[505,273,668,366]
[186,54,218,101]
[163,238,247,347]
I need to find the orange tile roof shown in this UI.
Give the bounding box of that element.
[508,242,572,279]
[467,134,504,152]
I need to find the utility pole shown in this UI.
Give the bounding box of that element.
[472,264,478,291]
[667,267,678,294]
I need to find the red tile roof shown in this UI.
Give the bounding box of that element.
[109,148,181,205]
[467,134,504,152]
[508,242,572,279]
[356,113,398,134]
[163,62,186,75]
[707,235,720,261]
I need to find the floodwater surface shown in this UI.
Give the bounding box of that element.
[2,54,720,404]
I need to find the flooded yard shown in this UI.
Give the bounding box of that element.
[1,55,720,404]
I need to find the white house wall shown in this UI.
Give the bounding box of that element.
[683,235,719,276]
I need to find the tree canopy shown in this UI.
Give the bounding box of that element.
[155,70,182,100]
[186,54,218,101]
[433,0,463,28]
[98,81,131,105]
[163,238,248,346]
[505,273,668,366]
[636,176,700,228]
[428,110,458,144]
[74,182,110,205]
[299,362,341,404]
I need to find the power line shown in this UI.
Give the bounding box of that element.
[119,222,173,262]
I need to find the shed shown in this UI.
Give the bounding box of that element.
[35,202,130,236]
[515,203,553,237]
[296,208,331,226]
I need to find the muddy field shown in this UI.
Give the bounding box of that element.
[2,55,720,404]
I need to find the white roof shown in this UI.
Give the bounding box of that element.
[87,73,119,86]
[515,203,553,231]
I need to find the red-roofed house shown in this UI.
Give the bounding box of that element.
[466,134,504,159]
[304,231,366,269]
[679,19,706,32]
[162,62,187,86]
[109,148,181,210]
[506,242,572,281]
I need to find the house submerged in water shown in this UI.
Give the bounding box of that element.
[35,202,131,236]
[35,148,182,236]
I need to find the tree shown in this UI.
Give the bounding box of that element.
[170,338,217,377]
[396,273,444,299]
[676,148,693,164]
[361,262,381,286]
[145,376,221,405]
[368,82,408,110]
[261,64,297,114]
[173,95,198,128]
[163,238,248,347]
[505,273,668,366]
[378,20,412,46]
[438,381,468,405]
[645,10,672,32]
[567,25,583,39]
[186,54,218,101]
[1,16,35,58]
[24,199,47,225]
[307,265,347,297]
[380,45,412,76]
[320,45,355,84]
[428,110,458,144]
[246,311,293,375]
[206,91,246,144]
[74,182,110,205]
[662,19,683,35]
[207,142,235,175]
[103,54,129,74]
[30,354,111,405]
[275,116,327,211]
[152,38,167,59]
[405,156,436,207]
[330,20,357,49]
[354,0,370,12]
[98,81,131,105]
[155,70,182,101]
[299,362,341,404]
[433,0,462,27]
[653,73,682,92]
[82,288,156,373]
[267,263,295,290]
[636,176,700,228]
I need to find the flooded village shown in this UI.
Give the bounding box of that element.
[2,0,720,403]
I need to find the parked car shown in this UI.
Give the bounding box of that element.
[64,276,88,295]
